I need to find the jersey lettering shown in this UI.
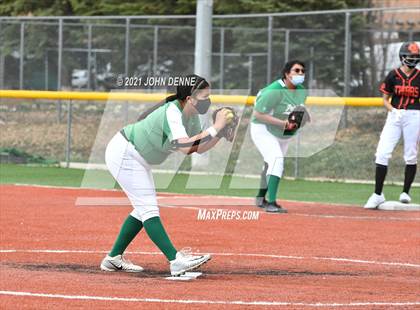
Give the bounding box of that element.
[394,85,419,97]
[380,68,420,110]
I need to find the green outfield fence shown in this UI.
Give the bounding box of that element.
[1,7,419,96]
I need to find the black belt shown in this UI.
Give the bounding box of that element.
[120,129,129,141]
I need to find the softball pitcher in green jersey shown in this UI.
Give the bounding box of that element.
[251,60,307,213]
[101,74,231,276]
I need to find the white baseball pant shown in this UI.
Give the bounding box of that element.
[105,132,159,222]
[375,109,420,166]
[250,123,290,178]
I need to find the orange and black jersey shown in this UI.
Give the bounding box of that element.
[379,68,420,110]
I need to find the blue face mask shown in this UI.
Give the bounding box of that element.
[290,75,305,86]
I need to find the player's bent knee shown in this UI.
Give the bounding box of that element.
[266,161,284,178]
[130,209,143,222]
[404,149,418,165]
[141,210,161,222]
[130,206,160,223]
[404,158,418,165]
[375,155,390,166]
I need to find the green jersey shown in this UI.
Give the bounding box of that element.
[251,79,307,137]
[122,99,202,165]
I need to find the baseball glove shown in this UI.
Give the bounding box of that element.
[285,105,310,132]
[212,107,239,142]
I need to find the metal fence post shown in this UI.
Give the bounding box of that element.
[248,55,253,92]
[193,0,213,169]
[19,22,24,90]
[124,18,130,123]
[284,29,290,64]
[44,53,48,90]
[309,47,314,88]
[125,18,130,77]
[408,29,413,41]
[65,99,73,168]
[343,12,351,128]
[87,24,92,90]
[153,25,159,76]
[294,132,300,179]
[0,21,4,90]
[0,51,4,90]
[219,27,225,92]
[266,16,273,84]
[57,18,63,122]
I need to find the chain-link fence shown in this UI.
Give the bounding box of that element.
[1,7,419,94]
[0,7,419,184]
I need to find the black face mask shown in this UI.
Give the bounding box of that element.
[402,56,420,69]
[194,98,211,114]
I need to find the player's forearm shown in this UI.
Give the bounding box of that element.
[383,94,393,111]
[178,130,212,145]
[179,136,220,155]
[196,137,220,154]
[254,111,287,127]
[176,128,219,154]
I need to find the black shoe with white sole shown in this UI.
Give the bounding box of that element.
[255,197,267,208]
[265,201,288,213]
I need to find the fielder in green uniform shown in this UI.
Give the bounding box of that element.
[250,60,307,213]
[101,74,231,276]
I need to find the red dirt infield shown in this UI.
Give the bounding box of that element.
[0,184,419,309]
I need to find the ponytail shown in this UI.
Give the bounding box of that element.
[137,74,209,121]
[137,95,175,121]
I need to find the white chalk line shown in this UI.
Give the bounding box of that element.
[1,249,419,268]
[0,291,418,307]
[159,205,420,222]
[6,184,419,221]
[74,199,420,221]
[292,213,420,221]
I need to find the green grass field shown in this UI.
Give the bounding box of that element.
[0,163,414,206]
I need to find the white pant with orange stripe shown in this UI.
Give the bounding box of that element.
[375,109,420,166]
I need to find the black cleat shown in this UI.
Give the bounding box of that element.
[265,201,288,213]
[255,197,267,208]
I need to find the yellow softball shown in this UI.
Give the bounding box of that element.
[226,112,234,123]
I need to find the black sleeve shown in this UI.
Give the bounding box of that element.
[379,70,395,95]
[171,134,213,149]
